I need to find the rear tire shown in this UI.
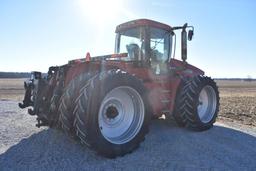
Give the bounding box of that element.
[177,75,219,131]
[48,86,62,128]
[58,73,96,135]
[74,70,151,158]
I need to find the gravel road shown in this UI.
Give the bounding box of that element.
[0,100,256,171]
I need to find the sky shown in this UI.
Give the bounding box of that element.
[0,0,255,78]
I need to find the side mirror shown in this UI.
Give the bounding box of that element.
[188,30,194,41]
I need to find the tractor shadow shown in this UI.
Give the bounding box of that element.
[0,119,256,170]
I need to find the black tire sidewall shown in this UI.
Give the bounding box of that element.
[86,72,151,157]
[172,78,187,127]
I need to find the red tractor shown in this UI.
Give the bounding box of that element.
[19,19,219,158]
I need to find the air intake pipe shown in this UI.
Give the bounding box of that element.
[181,23,188,62]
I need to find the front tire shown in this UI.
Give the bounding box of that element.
[74,70,151,158]
[177,75,220,131]
[171,79,188,127]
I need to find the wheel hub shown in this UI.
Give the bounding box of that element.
[106,105,119,119]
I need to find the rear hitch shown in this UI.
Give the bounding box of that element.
[18,81,34,109]
[18,71,42,109]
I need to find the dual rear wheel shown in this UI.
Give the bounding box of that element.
[58,70,151,158]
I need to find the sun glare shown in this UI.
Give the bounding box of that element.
[78,0,124,26]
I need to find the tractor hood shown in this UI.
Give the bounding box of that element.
[170,59,204,76]
[68,53,128,64]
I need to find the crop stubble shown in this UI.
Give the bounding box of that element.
[217,80,256,126]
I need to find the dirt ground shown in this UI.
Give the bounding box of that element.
[0,101,256,170]
[0,78,25,101]
[216,80,256,126]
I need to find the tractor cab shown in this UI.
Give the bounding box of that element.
[114,19,195,75]
[115,19,173,74]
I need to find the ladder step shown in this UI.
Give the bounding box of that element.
[161,90,171,93]
[161,99,170,103]
[155,80,168,83]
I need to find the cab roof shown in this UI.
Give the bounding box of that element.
[115,19,172,33]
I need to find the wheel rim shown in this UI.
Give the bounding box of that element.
[98,86,145,144]
[197,85,217,123]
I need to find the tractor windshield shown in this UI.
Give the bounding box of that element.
[115,27,144,61]
[115,27,172,63]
